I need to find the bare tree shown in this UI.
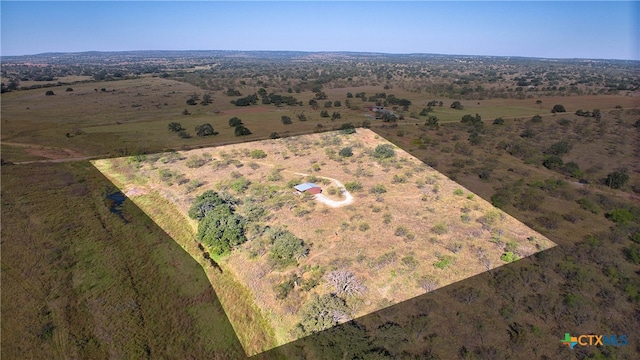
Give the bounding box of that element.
[325,269,366,297]
[417,275,439,293]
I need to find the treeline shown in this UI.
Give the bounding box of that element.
[230,88,301,107]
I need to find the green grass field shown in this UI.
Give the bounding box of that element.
[1,161,247,359]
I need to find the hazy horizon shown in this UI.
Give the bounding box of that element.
[3,48,639,62]
[1,1,638,61]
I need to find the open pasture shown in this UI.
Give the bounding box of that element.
[93,129,555,354]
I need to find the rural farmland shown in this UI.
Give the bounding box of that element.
[93,128,555,354]
[2,48,639,360]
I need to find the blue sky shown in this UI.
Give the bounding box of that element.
[1,1,638,60]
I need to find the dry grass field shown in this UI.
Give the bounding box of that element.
[93,128,555,354]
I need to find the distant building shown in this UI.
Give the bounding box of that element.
[364,105,395,120]
[294,182,322,194]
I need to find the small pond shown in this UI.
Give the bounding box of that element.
[106,191,128,223]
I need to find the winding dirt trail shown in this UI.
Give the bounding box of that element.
[292,172,354,208]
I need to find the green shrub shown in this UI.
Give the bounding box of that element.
[267,169,283,182]
[501,251,520,263]
[623,245,640,264]
[453,188,464,196]
[186,155,209,168]
[576,198,600,214]
[185,179,204,193]
[373,144,395,159]
[230,177,251,193]
[608,208,635,224]
[338,147,353,157]
[431,222,449,235]
[344,181,363,192]
[250,149,267,159]
[370,184,387,194]
[394,226,409,237]
[274,275,298,300]
[401,255,418,270]
[434,255,454,269]
[545,140,572,155]
[392,174,407,184]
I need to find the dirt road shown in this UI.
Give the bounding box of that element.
[293,172,354,208]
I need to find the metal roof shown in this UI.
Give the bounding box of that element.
[294,182,320,192]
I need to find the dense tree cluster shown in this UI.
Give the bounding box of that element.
[231,94,258,106]
[189,191,245,255]
[575,108,601,120]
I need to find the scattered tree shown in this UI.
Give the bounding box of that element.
[201,93,213,105]
[186,94,198,105]
[425,115,439,127]
[605,170,629,189]
[228,117,243,127]
[551,104,566,113]
[225,88,242,96]
[268,229,309,268]
[168,122,184,132]
[293,294,350,336]
[195,123,217,137]
[234,125,252,136]
[545,140,572,155]
[450,101,464,110]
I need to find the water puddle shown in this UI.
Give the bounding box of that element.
[106,191,128,223]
